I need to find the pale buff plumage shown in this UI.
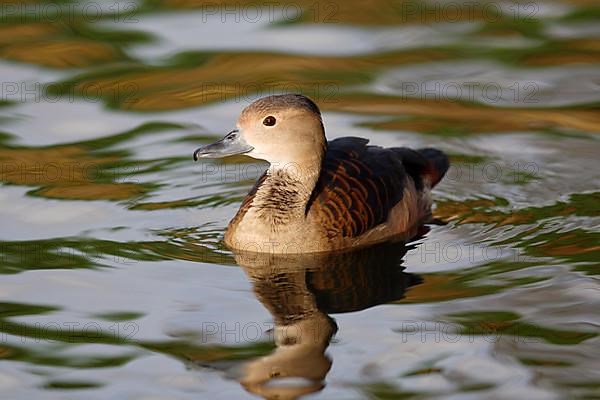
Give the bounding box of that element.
[193,94,448,254]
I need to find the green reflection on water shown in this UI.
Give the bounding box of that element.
[0,0,599,398]
[448,311,597,345]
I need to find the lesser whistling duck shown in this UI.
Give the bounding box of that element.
[193,94,449,253]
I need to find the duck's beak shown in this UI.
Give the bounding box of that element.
[193,129,254,160]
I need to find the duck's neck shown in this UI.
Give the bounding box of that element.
[254,158,322,218]
[225,153,325,251]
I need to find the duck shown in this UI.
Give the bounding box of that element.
[193,94,449,253]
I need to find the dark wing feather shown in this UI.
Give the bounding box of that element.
[306,137,431,239]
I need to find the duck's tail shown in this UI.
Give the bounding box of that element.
[418,148,449,188]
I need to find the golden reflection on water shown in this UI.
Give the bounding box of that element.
[435,193,600,227]
[49,61,600,134]
[2,40,120,68]
[58,50,449,110]
[0,22,59,45]
[1,0,599,397]
[0,145,145,200]
[326,95,600,133]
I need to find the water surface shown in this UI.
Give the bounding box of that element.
[0,0,599,398]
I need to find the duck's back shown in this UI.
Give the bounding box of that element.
[306,137,448,249]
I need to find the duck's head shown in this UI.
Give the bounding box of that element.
[193,94,326,166]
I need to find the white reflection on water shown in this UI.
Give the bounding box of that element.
[372,61,600,107]
[0,0,599,398]
[99,10,479,59]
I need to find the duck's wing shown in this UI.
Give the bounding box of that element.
[306,137,447,239]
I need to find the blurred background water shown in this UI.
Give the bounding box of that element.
[0,0,599,398]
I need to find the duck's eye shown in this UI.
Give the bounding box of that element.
[263,116,276,126]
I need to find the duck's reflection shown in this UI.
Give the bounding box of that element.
[234,242,422,399]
